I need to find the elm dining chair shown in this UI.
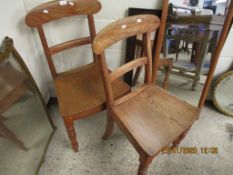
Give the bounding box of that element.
[25,0,129,152]
[93,2,233,172]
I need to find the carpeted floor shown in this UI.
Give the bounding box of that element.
[39,76,233,175]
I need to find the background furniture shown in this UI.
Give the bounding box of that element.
[0,37,55,175]
[164,12,224,90]
[132,37,173,89]
[124,8,173,88]
[0,62,28,151]
[25,0,129,152]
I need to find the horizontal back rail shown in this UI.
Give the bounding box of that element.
[115,84,148,106]
[109,57,147,82]
[49,37,92,55]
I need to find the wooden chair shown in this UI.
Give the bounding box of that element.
[0,66,28,151]
[25,0,129,152]
[93,14,198,175]
[93,0,233,172]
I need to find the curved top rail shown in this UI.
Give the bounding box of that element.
[93,15,160,55]
[25,0,101,27]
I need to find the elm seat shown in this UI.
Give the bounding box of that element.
[113,85,198,156]
[55,64,129,117]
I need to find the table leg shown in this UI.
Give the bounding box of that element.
[163,29,169,57]
[192,30,211,90]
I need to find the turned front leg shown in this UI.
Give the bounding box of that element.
[63,117,78,152]
[137,154,153,175]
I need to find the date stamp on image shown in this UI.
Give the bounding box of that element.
[162,146,218,155]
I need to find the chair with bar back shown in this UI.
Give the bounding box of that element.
[92,0,233,171]
[25,0,129,152]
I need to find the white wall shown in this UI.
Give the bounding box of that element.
[0,0,50,101]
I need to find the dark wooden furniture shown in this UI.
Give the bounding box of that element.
[0,37,56,174]
[164,13,225,90]
[0,38,29,151]
[25,0,129,152]
[93,0,233,173]
[0,59,28,151]
[124,7,173,88]
[0,67,28,151]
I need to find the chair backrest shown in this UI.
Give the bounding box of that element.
[25,0,101,78]
[93,15,160,107]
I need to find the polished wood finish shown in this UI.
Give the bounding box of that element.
[25,0,129,152]
[94,14,199,175]
[110,57,147,82]
[25,0,101,27]
[55,64,130,117]
[124,8,162,86]
[93,15,160,55]
[37,25,57,77]
[152,0,169,83]
[113,85,198,156]
[49,37,92,55]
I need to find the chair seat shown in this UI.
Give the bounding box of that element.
[112,85,198,156]
[55,63,130,117]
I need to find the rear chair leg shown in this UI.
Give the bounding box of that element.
[63,117,78,152]
[137,154,153,175]
[103,110,114,140]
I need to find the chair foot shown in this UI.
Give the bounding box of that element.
[63,117,78,152]
[137,155,153,175]
[103,110,114,140]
